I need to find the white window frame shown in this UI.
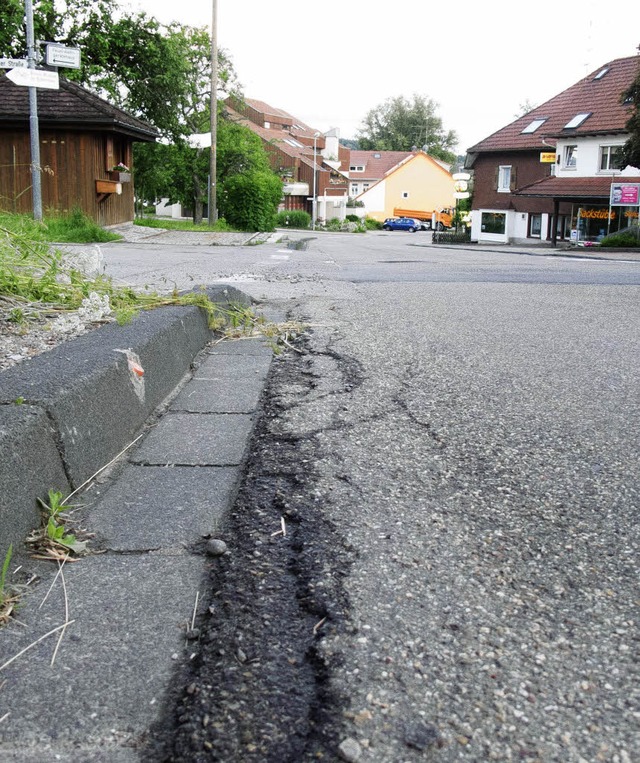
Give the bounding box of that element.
[349,165,364,172]
[599,145,624,172]
[563,145,578,169]
[497,165,511,192]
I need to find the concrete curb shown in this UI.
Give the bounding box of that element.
[0,284,252,558]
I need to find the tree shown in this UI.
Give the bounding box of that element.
[621,59,640,170]
[356,94,458,164]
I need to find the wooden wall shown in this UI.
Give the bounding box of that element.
[0,128,136,225]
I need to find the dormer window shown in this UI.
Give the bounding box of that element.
[349,165,364,172]
[564,112,591,129]
[521,118,546,134]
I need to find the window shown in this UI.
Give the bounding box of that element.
[363,183,370,189]
[564,113,590,129]
[594,67,609,80]
[563,145,578,169]
[349,165,364,172]
[283,138,304,148]
[497,165,512,192]
[599,145,624,171]
[481,212,506,234]
[521,118,546,134]
[402,191,409,199]
[529,214,542,238]
[350,183,359,194]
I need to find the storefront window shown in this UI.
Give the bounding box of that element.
[481,212,506,234]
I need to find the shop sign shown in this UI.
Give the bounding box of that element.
[580,208,615,220]
[539,152,556,163]
[610,182,640,206]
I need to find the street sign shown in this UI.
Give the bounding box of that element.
[5,67,59,90]
[0,57,28,69]
[45,43,81,69]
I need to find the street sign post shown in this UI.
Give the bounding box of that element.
[6,67,59,89]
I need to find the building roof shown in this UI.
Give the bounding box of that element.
[515,174,640,200]
[467,55,640,154]
[348,150,413,180]
[224,102,322,171]
[0,74,159,140]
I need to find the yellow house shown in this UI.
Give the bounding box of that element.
[356,151,455,222]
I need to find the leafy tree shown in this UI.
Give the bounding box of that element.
[621,57,640,170]
[356,94,457,164]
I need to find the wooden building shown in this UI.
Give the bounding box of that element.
[0,74,158,225]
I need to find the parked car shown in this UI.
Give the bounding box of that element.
[382,217,420,232]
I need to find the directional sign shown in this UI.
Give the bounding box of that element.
[45,43,81,69]
[0,57,28,69]
[5,67,59,90]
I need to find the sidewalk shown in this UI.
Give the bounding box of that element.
[0,289,280,761]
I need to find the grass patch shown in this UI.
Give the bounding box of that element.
[0,211,307,346]
[42,208,121,243]
[134,217,236,233]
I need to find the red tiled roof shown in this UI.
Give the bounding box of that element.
[0,74,159,139]
[224,103,321,171]
[467,56,640,153]
[515,174,640,199]
[348,150,413,180]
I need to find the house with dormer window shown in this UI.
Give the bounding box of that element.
[466,55,640,246]
[224,96,350,221]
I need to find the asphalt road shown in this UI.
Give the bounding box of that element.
[105,234,640,762]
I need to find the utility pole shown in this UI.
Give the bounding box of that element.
[25,0,43,221]
[208,0,218,225]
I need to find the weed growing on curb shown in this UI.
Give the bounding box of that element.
[28,489,89,561]
[0,545,18,625]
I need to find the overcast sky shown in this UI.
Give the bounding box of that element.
[128,0,640,154]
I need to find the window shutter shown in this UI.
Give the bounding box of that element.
[105,136,115,172]
[510,167,517,191]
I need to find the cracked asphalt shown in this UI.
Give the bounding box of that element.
[101,234,639,762]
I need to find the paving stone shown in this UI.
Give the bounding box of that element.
[87,465,240,550]
[130,412,254,465]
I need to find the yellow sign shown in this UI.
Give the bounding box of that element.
[540,152,556,163]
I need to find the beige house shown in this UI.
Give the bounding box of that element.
[356,151,455,221]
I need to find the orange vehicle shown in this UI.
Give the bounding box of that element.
[393,207,454,230]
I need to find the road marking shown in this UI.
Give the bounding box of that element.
[271,253,290,259]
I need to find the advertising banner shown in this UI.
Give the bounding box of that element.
[610,183,640,206]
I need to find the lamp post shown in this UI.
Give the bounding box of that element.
[208,0,218,225]
[312,131,320,230]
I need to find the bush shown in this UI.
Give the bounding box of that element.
[275,210,311,229]
[345,214,360,223]
[364,217,383,230]
[599,229,640,247]
[220,171,283,231]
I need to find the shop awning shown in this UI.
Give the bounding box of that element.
[514,175,640,201]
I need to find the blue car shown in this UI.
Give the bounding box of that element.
[382,217,420,232]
